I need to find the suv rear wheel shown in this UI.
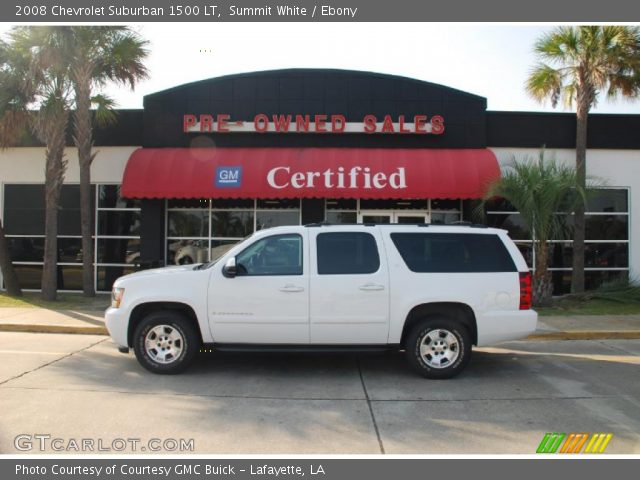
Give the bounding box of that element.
[405,317,471,379]
[133,311,200,374]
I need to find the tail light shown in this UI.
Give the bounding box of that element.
[519,272,532,310]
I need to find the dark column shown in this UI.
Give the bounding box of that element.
[301,198,325,224]
[462,199,483,223]
[140,199,165,269]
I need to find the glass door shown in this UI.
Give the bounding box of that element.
[360,211,392,224]
[358,210,430,224]
[395,212,429,224]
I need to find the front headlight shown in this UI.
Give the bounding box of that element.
[111,287,125,308]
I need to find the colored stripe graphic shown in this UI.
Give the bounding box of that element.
[560,433,588,453]
[598,434,613,453]
[585,433,613,454]
[537,433,613,454]
[561,434,576,453]
[537,433,566,453]
[573,433,590,453]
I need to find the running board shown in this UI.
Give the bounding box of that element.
[201,343,400,353]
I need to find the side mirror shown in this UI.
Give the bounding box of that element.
[223,257,237,278]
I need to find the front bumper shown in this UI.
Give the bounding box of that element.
[105,306,129,348]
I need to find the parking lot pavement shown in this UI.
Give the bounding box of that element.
[0,332,105,384]
[1,332,639,454]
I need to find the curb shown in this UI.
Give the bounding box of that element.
[0,324,108,336]
[1,324,639,341]
[526,331,640,341]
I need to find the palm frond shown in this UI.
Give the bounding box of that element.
[0,109,31,148]
[527,25,640,111]
[482,151,589,244]
[91,93,117,127]
[534,26,581,64]
[100,31,150,89]
[70,27,150,91]
[526,63,564,106]
[0,26,74,147]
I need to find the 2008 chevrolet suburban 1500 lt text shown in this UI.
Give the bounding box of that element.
[105,224,537,379]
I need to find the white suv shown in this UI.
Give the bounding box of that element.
[106,224,537,379]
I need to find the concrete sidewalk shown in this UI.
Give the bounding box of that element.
[0,307,107,335]
[1,306,640,340]
[530,315,640,340]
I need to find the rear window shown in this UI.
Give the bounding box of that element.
[390,233,516,273]
[317,232,380,275]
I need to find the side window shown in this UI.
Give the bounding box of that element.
[390,233,516,273]
[317,232,380,275]
[236,234,302,276]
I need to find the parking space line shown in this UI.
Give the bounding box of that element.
[477,346,640,365]
[0,350,74,355]
[1,383,632,403]
[357,355,386,454]
[0,385,374,402]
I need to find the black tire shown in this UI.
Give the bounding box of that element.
[405,317,472,379]
[133,311,200,374]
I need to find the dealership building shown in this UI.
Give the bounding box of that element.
[1,69,638,293]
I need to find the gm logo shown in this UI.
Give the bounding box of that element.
[215,166,242,188]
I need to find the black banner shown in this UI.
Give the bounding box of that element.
[4,459,640,480]
[4,0,640,22]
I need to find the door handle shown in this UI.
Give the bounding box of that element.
[359,283,385,291]
[279,284,305,293]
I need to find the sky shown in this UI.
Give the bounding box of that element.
[1,23,640,114]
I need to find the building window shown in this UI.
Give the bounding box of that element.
[325,199,357,224]
[360,199,429,210]
[2,183,142,293]
[324,199,462,224]
[3,184,97,292]
[166,199,210,266]
[484,188,630,294]
[3,185,46,235]
[95,184,140,292]
[166,198,301,266]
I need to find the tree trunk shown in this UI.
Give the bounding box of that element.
[571,97,589,294]
[73,69,96,297]
[533,241,553,307]
[0,219,22,297]
[41,112,68,302]
[79,157,94,296]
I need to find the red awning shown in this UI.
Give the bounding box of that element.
[121,147,500,199]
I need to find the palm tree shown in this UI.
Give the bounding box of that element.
[526,26,640,293]
[62,26,149,296]
[481,152,587,306]
[0,27,72,301]
[36,91,69,302]
[0,39,25,297]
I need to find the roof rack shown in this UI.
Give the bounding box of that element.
[304,222,488,228]
[305,222,378,227]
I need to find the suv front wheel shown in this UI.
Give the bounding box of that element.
[405,318,471,379]
[133,311,200,374]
